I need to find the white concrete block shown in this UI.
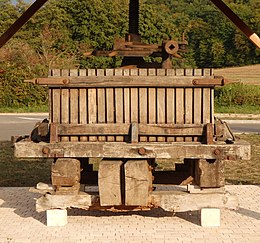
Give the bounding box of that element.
[46,209,67,227]
[201,208,220,227]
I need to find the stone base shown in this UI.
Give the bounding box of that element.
[46,209,67,227]
[201,208,221,227]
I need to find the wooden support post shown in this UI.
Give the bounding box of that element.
[98,160,123,206]
[125,160,152,206]
[51,158,81,194]
[195,159,225,188]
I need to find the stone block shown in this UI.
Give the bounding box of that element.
[46,209,67,227]
[201,208,220,227]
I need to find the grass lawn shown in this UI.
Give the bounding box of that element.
[0,134,259,187]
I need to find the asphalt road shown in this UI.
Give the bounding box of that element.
[0,113,259,141]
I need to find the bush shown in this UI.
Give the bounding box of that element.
[215,83,260,107]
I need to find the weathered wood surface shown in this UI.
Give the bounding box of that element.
[48,68,214,143]
[36,187,238,212]
[194,159,225,188]
[51,158,81,194]
[125,160,153,206]
[15,140,251,160]
[98,160,123,206]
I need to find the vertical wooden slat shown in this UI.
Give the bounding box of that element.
[79,88,88,142]
[114,69,123,142]
[130,88,138,123]
[185,88,193,142]
[139,88,148,142]
[211,88,214,124]
[202,88,211,124]
[48,89,53,123]
[70,88,79,142]
[130,69,138,76]
[69,69,79,142]
[79,69,87,142]
[106,88,115,142]
[176,88,184,142]
[115,88,124,141]
[124,88,130,124]
[97,88,106,142]
[51,69,61,134]
[157,88,166,142]
[166,88,175,142]
[61,88,69,142]
[88,88,97,141]
[194,69,202,76]
[176,69,185,76]
[148,88,156,142]
[193,88,202,142]
[175,70,184,141]
[52,88,61,124]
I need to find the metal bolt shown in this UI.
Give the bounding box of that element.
[42,147,50,155]
[214,149,221,155]
[63,79,69,84]
[138,147,146,155]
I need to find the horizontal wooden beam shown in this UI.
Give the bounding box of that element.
[25,76,225,87]
[56,123,205,136]
[14,140,251,160]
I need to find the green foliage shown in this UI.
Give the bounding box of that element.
[215,83,260,107]
[0,0,259,110]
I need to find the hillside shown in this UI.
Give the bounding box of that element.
[214,64,260,85]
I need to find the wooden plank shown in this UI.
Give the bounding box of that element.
[166,88,175,142]
[57,123,204,136]
[79,69,87,142]
[131,123,139,143]
[139,88,148,142]
[157,88,166,142]
[157,69,166,76]
[49,123,58,143]
[45,76,213,87]
[125,160,152,206]
[194,159,225,188]
[175,88,184,142]
[211,89,214,123]
[185,88,193,142]
[176,69,184,76]
[194,69,203,76]
[185,68,193,76]
[105,69,114,76]
[130,69,138,76]
[48,89,53,123]
[88,88,97,142]
[205,123,214,145]
[61,89,69,142]
[70,88,79,142]
[98,160,123,206]
[15,139,251,160]
[97,88,106,142]
[69,70,78,142]
[61,69,69,77]
[193,88,202,142]
[130,88,138,123]
[166,69,175,76]
[148,88,156,142]
[138,124,204,136]
[202,88,211,124]
[106,88,115,142]
[79,88,88,141]
[52,88,61,124]
[115,88,124,142]
[52,69,61,77]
